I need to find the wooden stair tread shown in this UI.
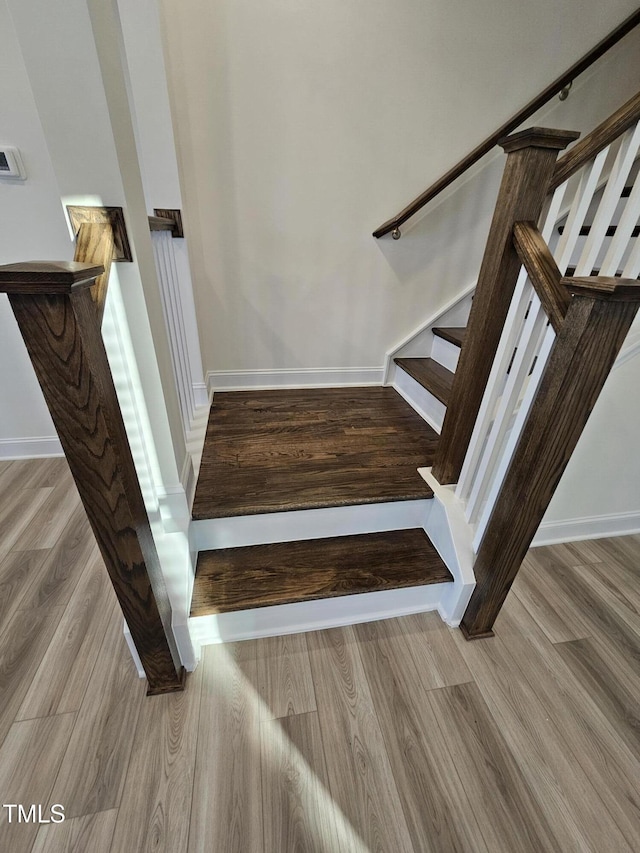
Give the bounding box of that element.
[393,358,454,405]
[191,528,453,615]
[432,327,466,348]
[192,387,437,520]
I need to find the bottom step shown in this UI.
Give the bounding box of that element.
[191,529,453,616]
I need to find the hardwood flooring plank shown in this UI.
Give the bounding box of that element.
[110,664,203,853]
[0,549,49,626]
[450,628,634,852]
[555,636,640,765]
[0,604,65,747]
[307,625,414,853]
[524,550,640,674]
[573,558,640,624]
[0,714,76,853]
[354,619,488,853]
[50,616,146,818]
[0,456,67,494]
[192,529,451,615]
[511,556,592,643]
[192,387,437,519]
[393,611,473,689]
[394,358,454,405]
[428,681,561,853]
[32,810,118,853]
[256,633,317,720]
[188,641,262,853]
[0,487,53,563]
[17,503,98,612]
[12,472,80,551]
[261,711,342,853]
[492,594,640,849]
[16,553,117,719]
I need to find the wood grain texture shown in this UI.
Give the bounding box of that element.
[0,261,104,294]
[153,208,184,238]
[0,715,76,853]
[450,625,636,852]
[0,549,49,626]
[462,290,640,637]
[188,641,262,853]
[50,616,146,818]
[307,625,415,853]
[550,89,640,190]
[492,594,640,849]
[32,810,118,853]
[392,611,473,689]
[16,552,117,719]
[7,284,183,692]
[191,529,452,615]
[433,129,577,485]
[110,664,203,853]
[428,682,560,853]
[256,633,317,720]
[192,387,437,519]
[354,618,487,852]
[513,220,569,332]
[66,205,132,262]
[73,221,115,326]
[261,712,341,853]
[393,357,454,404]
[0,604,66,746]
[432,326,466,347]
[12,472,80,552]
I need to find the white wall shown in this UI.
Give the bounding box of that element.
[159,0,640,374]
[0,0,72,455]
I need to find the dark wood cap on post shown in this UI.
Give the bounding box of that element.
[432,126,580,486]
[498,127,580,153]
[1,259,185,695]
[0,261,104,294]
[562,276,640,301]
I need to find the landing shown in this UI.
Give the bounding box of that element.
[192,387,438,519]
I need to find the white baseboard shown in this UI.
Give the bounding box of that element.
[0,436,64,459]
[207,366,384,392]
[533,510,640,546]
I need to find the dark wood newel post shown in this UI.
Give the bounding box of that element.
[432,127,580,485]
[0,261,185,695]
[461,276,640,639]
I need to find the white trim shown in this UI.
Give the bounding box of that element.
[614,329,640,370]
[0,436,64,459]
[383,282,475,382]
[189,582,451,646]
[206,366,384,392]
[192,500,432,552]
[532,510,640,547]
[389,361,445,433]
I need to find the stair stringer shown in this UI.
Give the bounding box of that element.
[187,493,476,646]
[418,467,476,626]
[383,281,475,382]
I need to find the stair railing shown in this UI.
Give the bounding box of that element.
[373,10,640,239]
[435,93,640,638]
[0,219,186,694]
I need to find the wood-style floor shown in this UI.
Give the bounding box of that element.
[2,457,640,851]
[192,387,438,519]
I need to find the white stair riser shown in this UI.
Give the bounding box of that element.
[389,361,446,432]
[431,334,460,372]
[192,499,433,552]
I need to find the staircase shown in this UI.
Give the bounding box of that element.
[189,386,474,646]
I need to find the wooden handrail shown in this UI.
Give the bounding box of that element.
[373,9,640,238]
[148,208,184,238]
[74,221,115,325]
[148,215,174,232]
[461,274,640,638]
[550,89,640,191]
[0,230,186,694]
[512,221,569,332]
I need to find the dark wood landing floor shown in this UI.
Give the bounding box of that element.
[192,387,438,519]
[191,529,453,615]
